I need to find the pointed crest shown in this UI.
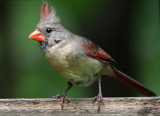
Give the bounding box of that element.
[40,2,53,20]
[39,2,59,24]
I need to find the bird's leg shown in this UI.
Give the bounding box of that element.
[53,82,73,108]
[93,76,104,112]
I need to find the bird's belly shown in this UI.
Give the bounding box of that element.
[61,57,103,86]
[46,49,103,86]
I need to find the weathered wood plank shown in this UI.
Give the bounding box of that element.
[0,97,159,115]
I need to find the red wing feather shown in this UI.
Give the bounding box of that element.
[81,40,115,64]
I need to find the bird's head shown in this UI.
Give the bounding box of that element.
[29,2,67,51]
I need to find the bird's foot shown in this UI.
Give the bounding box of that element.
[52,92,70,109]
[93,94,104,112]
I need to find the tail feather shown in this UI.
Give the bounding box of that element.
[112,67,157,96]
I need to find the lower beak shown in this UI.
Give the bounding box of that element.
[29,29,45,42]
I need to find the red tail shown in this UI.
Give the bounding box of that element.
[112,67,156,96]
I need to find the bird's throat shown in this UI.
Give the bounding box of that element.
[39,41,49,51]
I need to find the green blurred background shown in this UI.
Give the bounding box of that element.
[0,0,159,98]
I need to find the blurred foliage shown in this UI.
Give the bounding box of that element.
[130,0,160,95]
[0,0,159,98]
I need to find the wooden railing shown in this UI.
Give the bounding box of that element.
[0,97,159,115]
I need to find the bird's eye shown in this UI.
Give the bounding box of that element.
[55,39,61,43]
[46,27,55,33]
[46,27,52,33]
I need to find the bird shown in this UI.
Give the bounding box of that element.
[29,2,156,110]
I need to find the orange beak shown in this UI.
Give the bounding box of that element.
[29,29,45,42]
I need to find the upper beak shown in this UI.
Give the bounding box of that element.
[29,29,45,42]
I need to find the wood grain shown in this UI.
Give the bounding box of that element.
[0,97,159,115]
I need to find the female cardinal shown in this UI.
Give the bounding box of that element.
[29,2,156,108]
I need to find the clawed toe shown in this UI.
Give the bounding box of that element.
[52,93,70,109]
[93,94,104,112]
[52,82,73,109]
[52,94,61,98]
